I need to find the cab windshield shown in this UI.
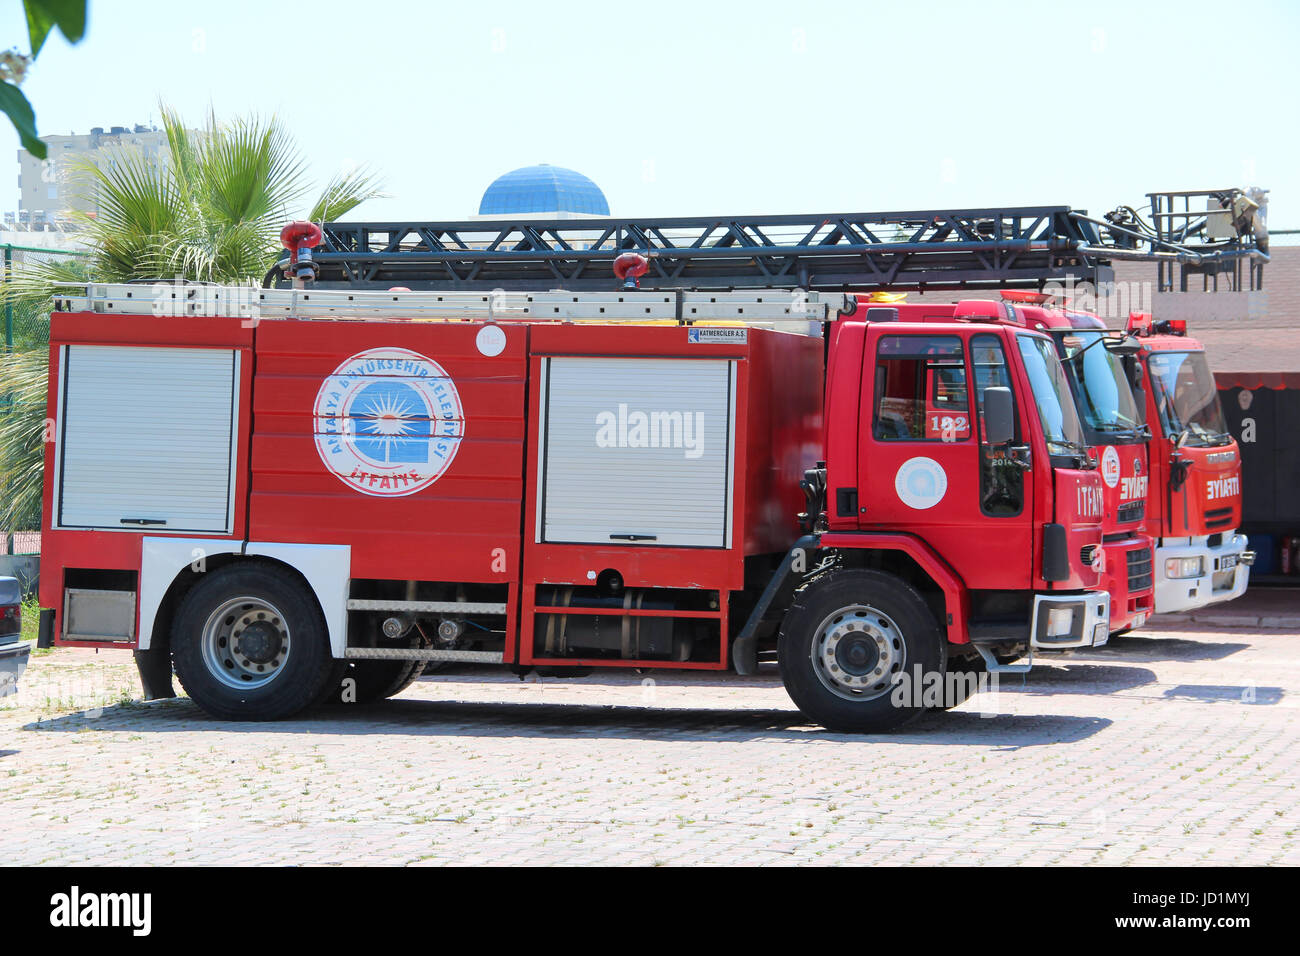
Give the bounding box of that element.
[1145,350,1231,446]
[1058,330,1144,441]
[1016,334,1088,458]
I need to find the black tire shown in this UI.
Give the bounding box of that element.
[171,561,334,721]
[778,569,944,732]
[941,649,986,709]
[321,659,425,706]
[1110,626,1133,638]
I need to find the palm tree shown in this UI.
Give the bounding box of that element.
[0,105,383,533]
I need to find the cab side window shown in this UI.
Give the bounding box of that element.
[873,335,970,442]
[971,333,1024,516]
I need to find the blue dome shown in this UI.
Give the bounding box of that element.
[478,164,609,216]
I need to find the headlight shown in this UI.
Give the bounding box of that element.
[1046,607,1075,637]
[1165,556,1205,579]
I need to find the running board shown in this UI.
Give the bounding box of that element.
[972,644,1034,674]
[346,599,506,615]
[344,648,504,663]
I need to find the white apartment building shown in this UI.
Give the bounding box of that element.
[14,124,170,229]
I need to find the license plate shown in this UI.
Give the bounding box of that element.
[1092,622,1109,646]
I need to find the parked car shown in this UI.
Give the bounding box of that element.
[0,576,30,697]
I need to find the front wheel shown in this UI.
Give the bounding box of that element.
[172,562,335,721]
[778,569,944,732]
[320,659,425,706]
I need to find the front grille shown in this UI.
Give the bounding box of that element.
[1117,499,1145,524]
[1127,546,1153,593]
[1080,544,1097,567]
[1205,506,1234,529]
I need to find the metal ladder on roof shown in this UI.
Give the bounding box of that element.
[268,197,1269,294]
[53,282,856,329]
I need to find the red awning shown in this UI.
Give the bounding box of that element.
[1215,371,1300,390]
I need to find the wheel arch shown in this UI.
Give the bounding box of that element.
[139,539,350,657]
[819,532,969,644]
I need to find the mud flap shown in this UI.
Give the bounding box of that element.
[732,534,820,676]
[134,646,176,700]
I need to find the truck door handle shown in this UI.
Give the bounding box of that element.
[120,517,167,526]
[610,534,658,541]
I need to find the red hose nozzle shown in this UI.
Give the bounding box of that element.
[280,221,323,283]
[613,252,650,290]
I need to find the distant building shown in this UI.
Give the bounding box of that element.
[14,124,171,229]
[476,164,610,219]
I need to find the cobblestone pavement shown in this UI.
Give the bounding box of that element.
[2,619,1297,866]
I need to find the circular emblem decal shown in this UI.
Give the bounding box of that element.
[895,457,948,510]
[313,347,464,497]
[1101,445,1121,488]
[476,324,506,357]
[1237,389,1253,411]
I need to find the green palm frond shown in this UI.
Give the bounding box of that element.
[0,348,50,530]
[197,113,308,231]
[309,165,387,223]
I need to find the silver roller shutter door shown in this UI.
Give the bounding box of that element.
[57,345,238,533]
[539,357,735,548]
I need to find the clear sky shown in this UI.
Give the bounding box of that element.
[3,0,1298,227]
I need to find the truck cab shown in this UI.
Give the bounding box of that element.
[1001,293,1155,635]
[820,301,1110,662]
[1126,313,1252,612]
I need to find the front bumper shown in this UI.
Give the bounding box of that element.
[1100,538,1154,633]
[1154,533,1252,615]
[1030,591,1111,650]
[0,639,31,698]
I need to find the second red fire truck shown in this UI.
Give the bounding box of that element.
[1000,293,1156,636]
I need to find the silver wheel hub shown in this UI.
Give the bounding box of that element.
[812,604,905,702]
[200,596,291,690]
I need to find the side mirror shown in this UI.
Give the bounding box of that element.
[982,386,1015,446]
[1126,356,1144,388]
[1104,334,1142,357]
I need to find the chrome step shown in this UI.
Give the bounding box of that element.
[345,599,506,615]
[343,648,504,663]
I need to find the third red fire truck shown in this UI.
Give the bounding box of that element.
[1124,313,1252,613]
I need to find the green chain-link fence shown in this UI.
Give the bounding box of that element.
[4,242,88,348]
[3,242,89,553]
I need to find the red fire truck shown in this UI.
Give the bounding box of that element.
[855,293,1156,638]
[35,281,1113,732]
[994,293,1155,635]
[1124,313,1252,613]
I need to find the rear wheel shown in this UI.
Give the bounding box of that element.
[172,562,334,721]
[778,569,944,732]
